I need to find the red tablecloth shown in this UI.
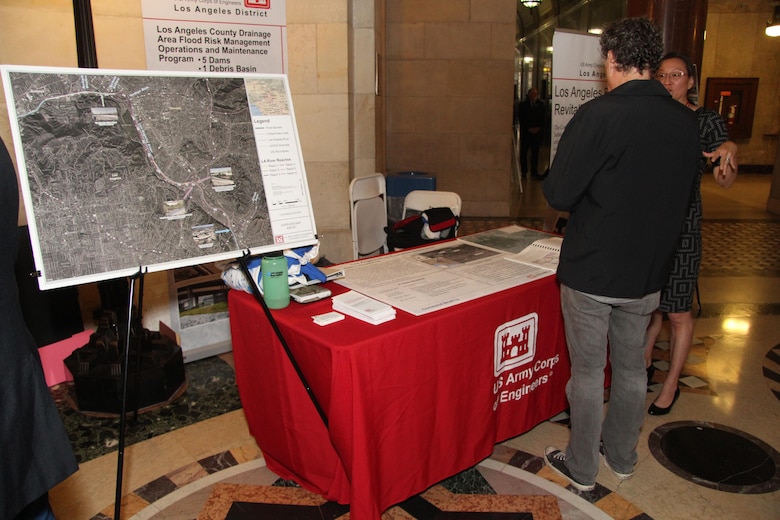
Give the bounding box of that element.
[228,275,569,519]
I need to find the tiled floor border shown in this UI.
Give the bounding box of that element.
[117,443,650,520]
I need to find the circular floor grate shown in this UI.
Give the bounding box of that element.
[648,421,780,494]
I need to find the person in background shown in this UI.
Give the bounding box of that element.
[644,52,738,415]
[541,18,700,491]
[1,136,78,519]
[517,87,546,178]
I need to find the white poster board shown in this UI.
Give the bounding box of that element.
[550,30,606,162]
[142,0,287,74]
[1,65,316,290]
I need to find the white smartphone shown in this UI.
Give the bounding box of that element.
[290,284,332,303]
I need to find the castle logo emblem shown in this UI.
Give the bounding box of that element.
[245,0,271,7]
[494,313,538,376]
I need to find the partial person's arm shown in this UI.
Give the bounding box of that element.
[703,141,738,189]
[542,114,597,212]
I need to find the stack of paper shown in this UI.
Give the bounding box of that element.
[332,290,396,325]
[312,311,345,326]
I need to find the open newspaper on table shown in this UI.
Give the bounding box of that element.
[334,225,560,316]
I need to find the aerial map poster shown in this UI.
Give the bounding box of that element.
[1,65,318,290]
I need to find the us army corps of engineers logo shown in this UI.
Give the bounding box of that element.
[494,313,538,376]
[492,313,562,410]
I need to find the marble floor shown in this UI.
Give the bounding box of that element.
[48,174,780,519]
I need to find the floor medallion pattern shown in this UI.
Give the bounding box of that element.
[120,443,649,520]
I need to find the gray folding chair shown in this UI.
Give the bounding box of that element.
[349,173,389,259]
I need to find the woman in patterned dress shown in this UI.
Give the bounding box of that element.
[643,53,738,415]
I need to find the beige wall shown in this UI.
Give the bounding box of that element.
[703,0,780,167]
[383,0,517,217]
[0,0,78,226]
[770,142,780,214]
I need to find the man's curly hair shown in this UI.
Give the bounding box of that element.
[599,18,663,73]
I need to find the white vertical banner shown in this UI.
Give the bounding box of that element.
[550,30,606,163]
[142,0,287,74]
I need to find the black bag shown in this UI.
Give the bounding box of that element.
[386,207,459,250]
[421,207,459,239]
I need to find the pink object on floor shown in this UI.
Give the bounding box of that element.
[38,330,92,387]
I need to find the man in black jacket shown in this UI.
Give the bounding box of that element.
[541,18,699,491]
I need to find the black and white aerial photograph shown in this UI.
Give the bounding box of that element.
[3,67,312,288]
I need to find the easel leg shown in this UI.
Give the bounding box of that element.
[131,273,146,421]
[238,253,328,427]
[114,268,144,520]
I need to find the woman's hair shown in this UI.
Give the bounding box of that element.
[659,52,696,77]
[599,18,663,73]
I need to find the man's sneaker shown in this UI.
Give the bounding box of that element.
[599,442,634,480]
[544,446,596,492]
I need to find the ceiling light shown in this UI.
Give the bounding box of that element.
[767,5,780,37]
[521,0,541,8]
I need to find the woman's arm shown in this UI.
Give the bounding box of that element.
[703,141,738,189]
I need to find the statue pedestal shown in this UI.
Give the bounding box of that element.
[64,313,186,415]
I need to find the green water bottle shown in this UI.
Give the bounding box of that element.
[261,254,290,309]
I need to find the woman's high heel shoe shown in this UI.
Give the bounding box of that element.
[648,387,680,416]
